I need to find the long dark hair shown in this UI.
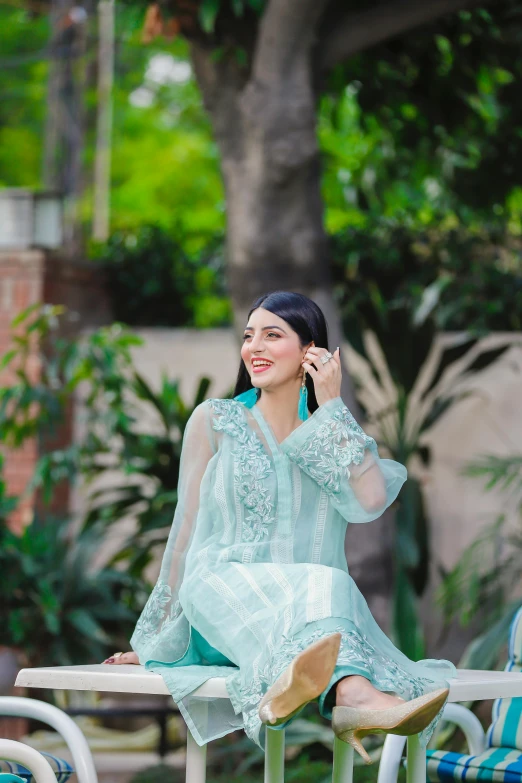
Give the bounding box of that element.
[233,291,329,414]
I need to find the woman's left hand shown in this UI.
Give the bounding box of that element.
[302,347,342,407]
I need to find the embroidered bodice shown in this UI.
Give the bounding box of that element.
[132,396,406,663]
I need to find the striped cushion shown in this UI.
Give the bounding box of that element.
[488,607,522,752]
[0,753,73,783]
[427,747,522,782]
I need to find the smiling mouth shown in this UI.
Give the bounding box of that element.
[251,360,273,373]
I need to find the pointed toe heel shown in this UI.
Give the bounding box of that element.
[258,632,341,726]
[332,687,449,763]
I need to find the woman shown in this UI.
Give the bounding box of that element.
[104,291,455,762]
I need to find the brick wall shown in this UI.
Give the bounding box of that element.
[0,250,112,531]
[0,252,44,530]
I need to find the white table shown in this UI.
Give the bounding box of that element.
[15,665,522,783]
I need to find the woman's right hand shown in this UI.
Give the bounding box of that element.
[102,651,140,665]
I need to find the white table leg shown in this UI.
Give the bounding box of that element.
[186,730,207,783]
[406,734,426,783]
[265,728,285,783]
[332,735,354,783]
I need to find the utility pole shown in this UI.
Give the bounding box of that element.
[42,0,64,190]
[92,0,115,241]
[42,0,89,247]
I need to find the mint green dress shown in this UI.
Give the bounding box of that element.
[130,397,456,748]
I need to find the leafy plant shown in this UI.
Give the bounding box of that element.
[345,330,520,659]
[0,515,145,666]
[333,225,522,350]
[0,303,143,450]
[438,454,522,670]
[93,225,231,329]
[79,372,213,575]
[0,453,17,521]
[0,304,214,575]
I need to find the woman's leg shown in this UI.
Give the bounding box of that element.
[335,675,404,709]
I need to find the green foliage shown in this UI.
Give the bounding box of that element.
[0,454,18,521]
[437,454,522,670]
[0,304,214,576]
[333,226,522,351]
[465,455,522,496]
[0,6,48,188]
[323,4,522,234]
[0,8,225,245]
[0,304,142,450]
[92,224,231,328]
[199,0,221,33]
[0,515,145,666]
[334,220,520,657]
[344,302,516,657]
[198,0,264,32]
[95,27,224,243]
[80,372,213,575]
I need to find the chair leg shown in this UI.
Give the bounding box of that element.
[377,735,406,783]
[332,735,354,783]
[264,728,285,783]
[185,731,207,783]
[406,734,426,783]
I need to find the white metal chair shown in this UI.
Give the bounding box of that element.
[0,698,97,783]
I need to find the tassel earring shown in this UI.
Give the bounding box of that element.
[235,387,259,408]
[298,370,308,421]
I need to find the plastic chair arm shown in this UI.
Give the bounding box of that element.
[442,703,486,755]
[0,740,56,783]
[0,698,98,783]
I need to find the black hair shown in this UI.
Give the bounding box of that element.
[233,290,329,414]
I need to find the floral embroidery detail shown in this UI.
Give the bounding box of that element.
[239,658,272,745]
[237,624,441,747]
[133,579,182,644]
[209,399,275,543]
[285,404,376,495]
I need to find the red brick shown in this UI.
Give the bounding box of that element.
[0,250,112,527]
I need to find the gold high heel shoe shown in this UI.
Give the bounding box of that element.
[258,633,341,726]
[332,687,449,765]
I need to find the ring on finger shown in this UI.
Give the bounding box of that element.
[113,652,123,659]
[320,351,333,365]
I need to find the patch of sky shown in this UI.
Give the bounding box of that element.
[129,54,192,107]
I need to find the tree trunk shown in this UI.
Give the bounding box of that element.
[191,41,391,626]
[191,42,358,404]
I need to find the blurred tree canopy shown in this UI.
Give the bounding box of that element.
[2,2,522,247]
[321,3,522,234]
[0,6,49,187]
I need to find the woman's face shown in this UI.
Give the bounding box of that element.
[241,307,311,390]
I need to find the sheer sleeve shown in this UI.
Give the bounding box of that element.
[280,397,406,523]
[130,400,215,664]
